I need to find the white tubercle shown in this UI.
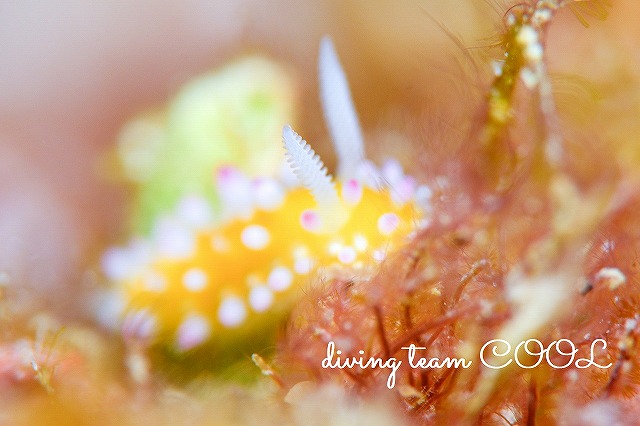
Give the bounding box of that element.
[152,218,195,259]
[341,179,363,204]
[176,195,213,229]
[182,268,208,291]
[319,36,365,180]
[268,266,293,291]
[252,178,285,211]
[216,166,254,220]
[218,296,247,328]
[249,286,274,312]
[378,213,400,236]
[241,224,271,250]
[177,314,211,351]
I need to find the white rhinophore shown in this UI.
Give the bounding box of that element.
[282,125,351,231]
[319,36,365,180]
[282,125,340,207]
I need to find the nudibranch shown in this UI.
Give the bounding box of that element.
[100,37,430,359]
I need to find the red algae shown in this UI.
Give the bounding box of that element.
[273,1,640,424]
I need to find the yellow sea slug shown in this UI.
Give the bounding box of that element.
[100,37,430,361]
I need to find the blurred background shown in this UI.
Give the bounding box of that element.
[0,0,638,321]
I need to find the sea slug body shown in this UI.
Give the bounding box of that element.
[101,36,430,356]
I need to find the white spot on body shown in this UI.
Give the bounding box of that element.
[341,179,362,204]
[294,258,313,274]
[218,296,247,327]
[391,176,416,204]
[373,249,387,262]
[101,248,131,281]
[328,241,343,255]
[268,267,293,291]
[102,242,150,280]
[183,268,208,291]
[241,225,271,250]
[338,246,357,264]
[300,210,322,232]
[353,235,368,252]
[378,213,400,236]
[176,195,213,228]
[381,159,404,186]
[253,178,285,211]
[177,314,211,351]
[249,286,274,312]
[216,166,254,219]
[153,218,195,259]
